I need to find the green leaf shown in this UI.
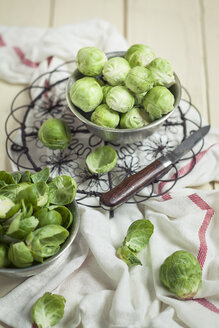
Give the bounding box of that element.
[117,245,142,267]
[8,241,33,268]
[6,214,39,240]
[123,219,154,252]
[12,172,21,184]
[0,195,20,220]
[49,205,73,229]
[0,243,10,268]
[0,171,17,185]
[21,171,32,183]
[48,175,77,205]
[16,182,49,207]
[31,167,50,184]
[34,208,62,228]
[31,292,66,328]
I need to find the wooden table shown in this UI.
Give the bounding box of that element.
[0,1,218,327]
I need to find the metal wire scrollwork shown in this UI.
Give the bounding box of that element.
[5,60,204,212]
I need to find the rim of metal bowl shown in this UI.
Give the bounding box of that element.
[66,51,182,135]
[0,200,80,274]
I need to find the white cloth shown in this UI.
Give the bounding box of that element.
[0,19,219,328]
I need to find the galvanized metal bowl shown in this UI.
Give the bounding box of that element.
[0,200,80,278]
[66,51,181,144]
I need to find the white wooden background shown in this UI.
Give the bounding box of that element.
[0,0,218,327]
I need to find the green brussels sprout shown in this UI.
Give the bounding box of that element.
[123,219,154,252]
[31,292,66,328]
[38,118,72,150]
[0,195,19,220]
[120,107,150,129]
[16,181,49,208]
[76,46,107,76]
[91,104,120,128]
[34,207,62,228]
[125,66,154,94]
[159,250,202,299]
[86,145,117,174]
[102,85,112,103]
[147,57,175,87]
[143,86,174,121]
[8,241,34,268]
[106,86,135,113]
[48,175,77,205]
[70,77,103,112]
[48,205,73,229]
[6,214,39,240]
[125,44,155,68]
[102,57,130,86]
[0,243,10,268]
[134,92,147,106]
[117,245,142,267]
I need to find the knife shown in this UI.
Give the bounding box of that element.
[100,125,210,210]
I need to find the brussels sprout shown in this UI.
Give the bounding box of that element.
[26,224,69,262]
[6,214,39,240]
[86,145,117,174]
[102,85,112,103]
[123,219,154,252]
[117,245,142,267]
[143,86,174,121]
[102,57,130,86]
[159,250,202,299]
[38,118,72,150]
[48,205,73,229]
[34,207,62,228]
[0,243,10,268]
[76,46,107,76]
[147,57,175,87]
[0,195,19,220]
[48,175,77,205]
[91,104,120,128]
[106,86,135,113]
[16,182,49,208]
[134,92,147,106]
[8,241,34,268]
[120,107,150,129]
[125,44,155,68]
[31,292,66,328]
[70,77,103,112]
[125,66,154,94]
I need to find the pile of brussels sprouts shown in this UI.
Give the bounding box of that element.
[0,167,77,268]
[117,219,202,300]
[69,44,176,129]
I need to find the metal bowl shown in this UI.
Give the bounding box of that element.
[66,51,181,144]
[0,200,80,277]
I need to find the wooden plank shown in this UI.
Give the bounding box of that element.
[202,0,219,128]
[0,0,51,27]
[52,0,124,35]
[126,0,208,122]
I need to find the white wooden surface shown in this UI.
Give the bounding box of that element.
[0,0,218,327]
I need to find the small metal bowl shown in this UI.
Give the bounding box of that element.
[0,201,80,278]
[66,51,181,144]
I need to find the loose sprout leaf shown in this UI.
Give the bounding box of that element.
[48,175,77,205]
[49,205,73,229]
[6,214,39,240]
[21,171,32,183]
[0,195,19,220]
[123,219,154,252]
[86,145,117,174]
[34,208,62,228]
[117,245,142,267]
[8,241,33,268]
[0,243,10,268]
[0,171,17,185]
[31,292,66,328]
[16,182,49,207]
[31,168,50,184]
[12,172,22,184]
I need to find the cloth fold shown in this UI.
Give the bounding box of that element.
[0,19,219,328]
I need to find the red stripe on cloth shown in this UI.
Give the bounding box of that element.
[162,193,172,200]
[188,193,214,268]
[0,34,6,46]
[195,298,219,314]
[13,46,40,68]
[158,144,216,196]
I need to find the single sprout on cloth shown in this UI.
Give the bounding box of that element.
[86,145,117,174]
[117,219,154,267]
[125,66,154,94]
[143,86,174,121]
[125,44,156,68]
[120,107,150,129]
[0,243,10,268]
[8,241,34,268]
[147,57,175,87]
[102,57,130,86]
[159,250,202,299]
[91,104,120,128]
[70,77,103,112]
[76,46,107,76]
[31,292,66,328]
[102,85,113,103]
[106,86,135,113]
[117,245,142,267]
[38,118,72,150]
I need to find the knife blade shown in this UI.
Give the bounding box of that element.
[100,125,210,210]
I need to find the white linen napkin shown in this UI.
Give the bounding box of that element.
[0,19,219,328]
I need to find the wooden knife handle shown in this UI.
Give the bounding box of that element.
[100,158,170,209]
